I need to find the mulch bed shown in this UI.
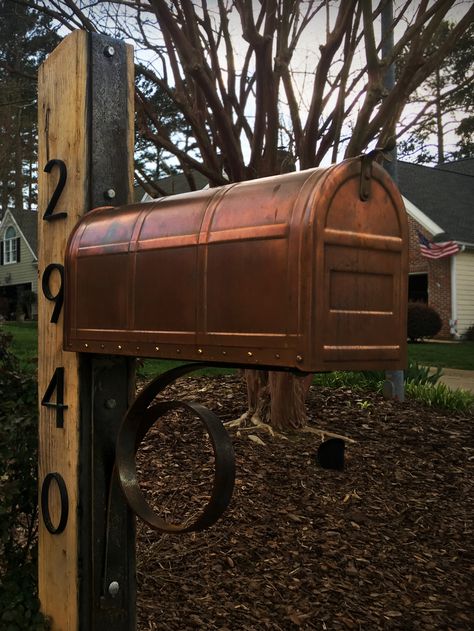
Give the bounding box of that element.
[135,374,473,631]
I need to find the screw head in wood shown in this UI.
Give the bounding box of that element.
[104,46,115,58]
[104,188,116,199]
[108,581,120,596]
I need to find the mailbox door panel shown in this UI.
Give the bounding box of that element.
[133,247,198,335]
[75,252,129,333]
[204,237,291,337]
[311,161,408,371]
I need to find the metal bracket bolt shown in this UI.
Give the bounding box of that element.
[105,398,117,410]
[108,581,120,597]
[104,188,116,200]
[104,46,115,58]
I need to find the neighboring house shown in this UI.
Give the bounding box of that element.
[135,171,210,201]
[0,209,38,319]
[398,159,474,338]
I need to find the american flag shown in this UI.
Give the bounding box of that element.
[416,230,460,259]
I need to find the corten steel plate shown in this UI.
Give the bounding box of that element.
[63,157,408,372]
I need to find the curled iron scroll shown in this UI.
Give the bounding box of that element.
[116,363,235,533]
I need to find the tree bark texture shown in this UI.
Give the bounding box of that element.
[244,370,313,431]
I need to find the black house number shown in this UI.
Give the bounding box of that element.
[43,159,68,221]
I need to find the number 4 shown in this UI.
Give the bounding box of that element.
[41,367,68,428]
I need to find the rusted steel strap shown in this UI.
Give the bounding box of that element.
[115,363,235,533]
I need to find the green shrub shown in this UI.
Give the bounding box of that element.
[405,381,474,414]
[313,370,385,391]
[0,329,49,630]
[404,359,443,386]
[407,302,443,341]
[464,324,474,341]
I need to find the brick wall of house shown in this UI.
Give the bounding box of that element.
[408,217,452,338]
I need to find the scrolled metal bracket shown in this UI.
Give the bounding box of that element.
[359,136,396,201]
[115,363,236,533]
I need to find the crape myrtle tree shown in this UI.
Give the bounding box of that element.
[22,0,474,430]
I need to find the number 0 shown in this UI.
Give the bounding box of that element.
[41,472,69,535]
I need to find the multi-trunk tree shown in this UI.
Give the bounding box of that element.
[21,0,474,430]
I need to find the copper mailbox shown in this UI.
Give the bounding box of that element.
[64,157,408,372]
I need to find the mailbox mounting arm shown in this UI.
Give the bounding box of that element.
[114,361,309,537]
[115,363,236,534]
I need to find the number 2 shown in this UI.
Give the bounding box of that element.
[43,159,67,221]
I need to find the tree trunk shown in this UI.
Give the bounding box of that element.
[435,67,444,164]
[244,369,313,431]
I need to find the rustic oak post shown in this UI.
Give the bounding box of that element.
[38,30,135,630]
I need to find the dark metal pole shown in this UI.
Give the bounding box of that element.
[381,0,405,402]
[79,33,136,630]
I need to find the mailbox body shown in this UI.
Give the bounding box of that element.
[64,158,408,372]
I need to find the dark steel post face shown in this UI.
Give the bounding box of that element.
[78,33,135,631]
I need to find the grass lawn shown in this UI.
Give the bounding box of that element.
[3,321,474,373]
[408,341,474,370]
[1,321,38,371]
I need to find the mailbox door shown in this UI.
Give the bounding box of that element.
[311,160,408,371]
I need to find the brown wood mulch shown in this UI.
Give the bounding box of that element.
[135,374,473,631]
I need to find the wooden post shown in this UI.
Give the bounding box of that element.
[38,31,135,630]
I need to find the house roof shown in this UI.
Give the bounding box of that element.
[0,209,38,259]
[397,160,474,245]
[14,210,38,254]
[134,171,210,201]
[435,158,474,177]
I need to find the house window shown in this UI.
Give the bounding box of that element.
[4,226,18,264]
[408,272,428,303]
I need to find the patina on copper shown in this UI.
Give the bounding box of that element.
[63,156,408,372]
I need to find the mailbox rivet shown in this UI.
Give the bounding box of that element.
[275,354,280,359]
[118,345,122,350]
[155,346,160,351]
[104,188,116,199]
[136,346,140,351]
[105,398,117,410]
[108,581,120,597]
[197,349,203,354]
[104,46,115,58]
[84,343,88,348]
[176,349,181,354]
[222,351,227,356]
[100,344,105,349]
[247,352,253,357]
[296,355,303,363]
